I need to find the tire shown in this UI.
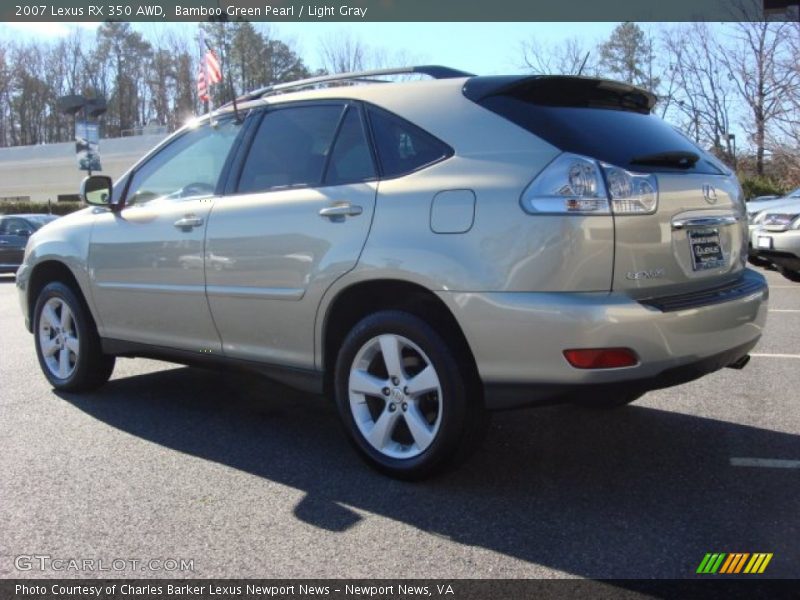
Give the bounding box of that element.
[778,266,800,283]
[334,310,486,480]
[747,255,771,268]
[573,389,645,409]
[33,281,115,392]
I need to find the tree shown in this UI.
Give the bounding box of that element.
[766,21,800,184]
[521,37,598,76]
[719,21,798,176]
[661,23,735,159]
[319,31,368,74]
[599,22,659,92]
[9,43,52,145]
[94,22,153,136]
[0,41,12,147]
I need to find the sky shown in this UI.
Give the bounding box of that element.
[0,20,751,145]
[0,21,621,75]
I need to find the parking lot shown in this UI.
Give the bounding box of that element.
[0,266,798,580]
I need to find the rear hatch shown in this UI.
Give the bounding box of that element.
[465,76,747,299]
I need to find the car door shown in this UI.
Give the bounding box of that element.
[89,117,242,351]
[205,102,378,368]
[0,217,31,269]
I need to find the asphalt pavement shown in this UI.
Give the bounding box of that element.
[1,267,798,580]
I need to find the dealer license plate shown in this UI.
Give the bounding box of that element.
[689,228,725,271]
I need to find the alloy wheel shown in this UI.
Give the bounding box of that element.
[348,334,443,459]
[38,297,79,379]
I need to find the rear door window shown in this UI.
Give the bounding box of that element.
[323,107,376,185]
[237,104,345,193]
[366,106,451,178]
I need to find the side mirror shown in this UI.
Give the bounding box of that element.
[13,229,32,237]
[81,175,113,207]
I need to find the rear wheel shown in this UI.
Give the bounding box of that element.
[33,281,115,392]
[334,310,486,479]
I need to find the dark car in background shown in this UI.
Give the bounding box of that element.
[0,214,58,274]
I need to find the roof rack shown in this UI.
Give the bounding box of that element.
[233,65,474,104]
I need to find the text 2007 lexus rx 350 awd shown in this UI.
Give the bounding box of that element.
[17,67,768,478]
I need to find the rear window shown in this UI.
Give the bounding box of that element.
[476,85,725,176]
[367,106,451,178]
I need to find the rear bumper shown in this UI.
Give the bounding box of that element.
[437,268,768,410]
[485,339,759,409]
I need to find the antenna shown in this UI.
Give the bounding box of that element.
[577,52,590,76]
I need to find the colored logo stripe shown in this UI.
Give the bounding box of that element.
[697,552,773,574]
[719,553,749,573]
[744,553,773,574]
[697,553,726,574]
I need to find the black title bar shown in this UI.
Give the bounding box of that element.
[3,0,799,22]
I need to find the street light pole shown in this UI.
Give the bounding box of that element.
[57,94,106,178]
[727,133,737,171]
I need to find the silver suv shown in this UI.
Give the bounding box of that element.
[17,67,769,478]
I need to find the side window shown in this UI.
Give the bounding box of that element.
[323,107,376,186]
[126,119,241,206]
[237,105,344,194]
[366,106,451,178]
[2,218,27,234]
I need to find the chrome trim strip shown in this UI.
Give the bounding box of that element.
[205,285,304,300]
[94,282,205,295]
[671,215,739,231]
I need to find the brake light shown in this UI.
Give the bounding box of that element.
[521,153,658,215]
[563,348,639,369]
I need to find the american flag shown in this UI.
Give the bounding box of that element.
[197,49,222,102]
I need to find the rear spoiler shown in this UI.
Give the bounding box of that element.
[463,75,657,114]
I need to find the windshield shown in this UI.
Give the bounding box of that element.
[25,215,57,229]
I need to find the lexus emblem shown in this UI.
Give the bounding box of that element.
[702,184,718,204]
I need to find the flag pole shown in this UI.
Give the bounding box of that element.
[199,28,216,126]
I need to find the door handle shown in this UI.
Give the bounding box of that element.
[671,215,740,231]
[173,215,204,230]
[319,203,363,219]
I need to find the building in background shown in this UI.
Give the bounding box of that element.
[0,126,167,204]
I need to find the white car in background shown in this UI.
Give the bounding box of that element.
[750,198,800,281]
[747,187,800,266]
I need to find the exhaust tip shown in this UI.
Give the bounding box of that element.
[727,354,751,370]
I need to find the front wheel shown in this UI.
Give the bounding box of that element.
[33,281,115,392]
[778,265,800,283]
[334,310,486,480]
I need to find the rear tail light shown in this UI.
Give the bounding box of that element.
[602,164,658,214]
[563,348,639,369]
[521,153,658,215]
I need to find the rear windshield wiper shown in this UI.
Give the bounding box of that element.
[630,150,700,169]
